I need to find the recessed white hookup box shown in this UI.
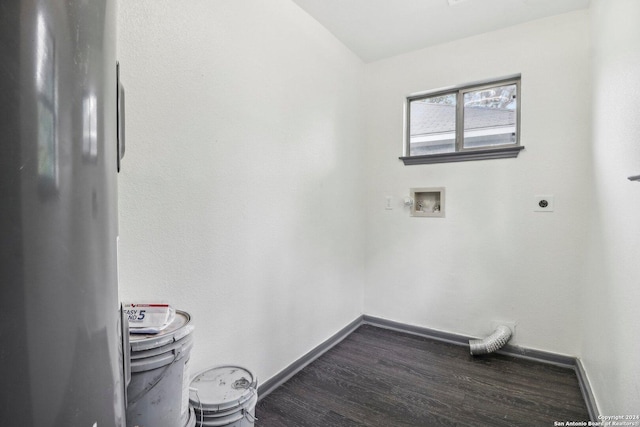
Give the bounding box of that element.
[410,187,445,217]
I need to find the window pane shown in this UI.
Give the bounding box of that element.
[409,93,456,156]
[463,84,517,149]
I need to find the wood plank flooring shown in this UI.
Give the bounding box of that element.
[255,325,589,426]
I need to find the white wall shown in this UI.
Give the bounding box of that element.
[363,11,592,356]
[116,0,640,413]
[583,0,640,414]
[116,0,366,383]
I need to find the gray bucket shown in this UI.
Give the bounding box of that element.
[189,365,258,427]
[126,310,195,427]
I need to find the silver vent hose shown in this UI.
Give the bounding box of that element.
[469,325,512,356]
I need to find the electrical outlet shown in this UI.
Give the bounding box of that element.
[534,195,554,212]
[385,196,393,210]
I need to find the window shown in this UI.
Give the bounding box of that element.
[401,76,523,165]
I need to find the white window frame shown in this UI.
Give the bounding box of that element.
[401,75,523,165]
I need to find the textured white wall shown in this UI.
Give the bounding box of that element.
[363,11,592,356]
[584,0,640,414]
[116,0,639,412]
[116,0,365,383]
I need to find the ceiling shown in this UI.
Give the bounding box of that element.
[291,0,590,62]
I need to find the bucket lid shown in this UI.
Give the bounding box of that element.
[189,366,256,412]
[130,336,195,372]
[191,392,257,419]
[130,333,194,361]
[130,310,194,352]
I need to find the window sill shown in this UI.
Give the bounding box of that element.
[399,146,524,166]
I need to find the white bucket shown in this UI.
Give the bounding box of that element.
[189,365,258,427]
[126,310,195,427]
[186,406,197,427]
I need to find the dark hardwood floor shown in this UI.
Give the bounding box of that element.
[255,325,589,426]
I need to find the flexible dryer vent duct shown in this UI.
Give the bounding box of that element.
[469,325,512,356]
